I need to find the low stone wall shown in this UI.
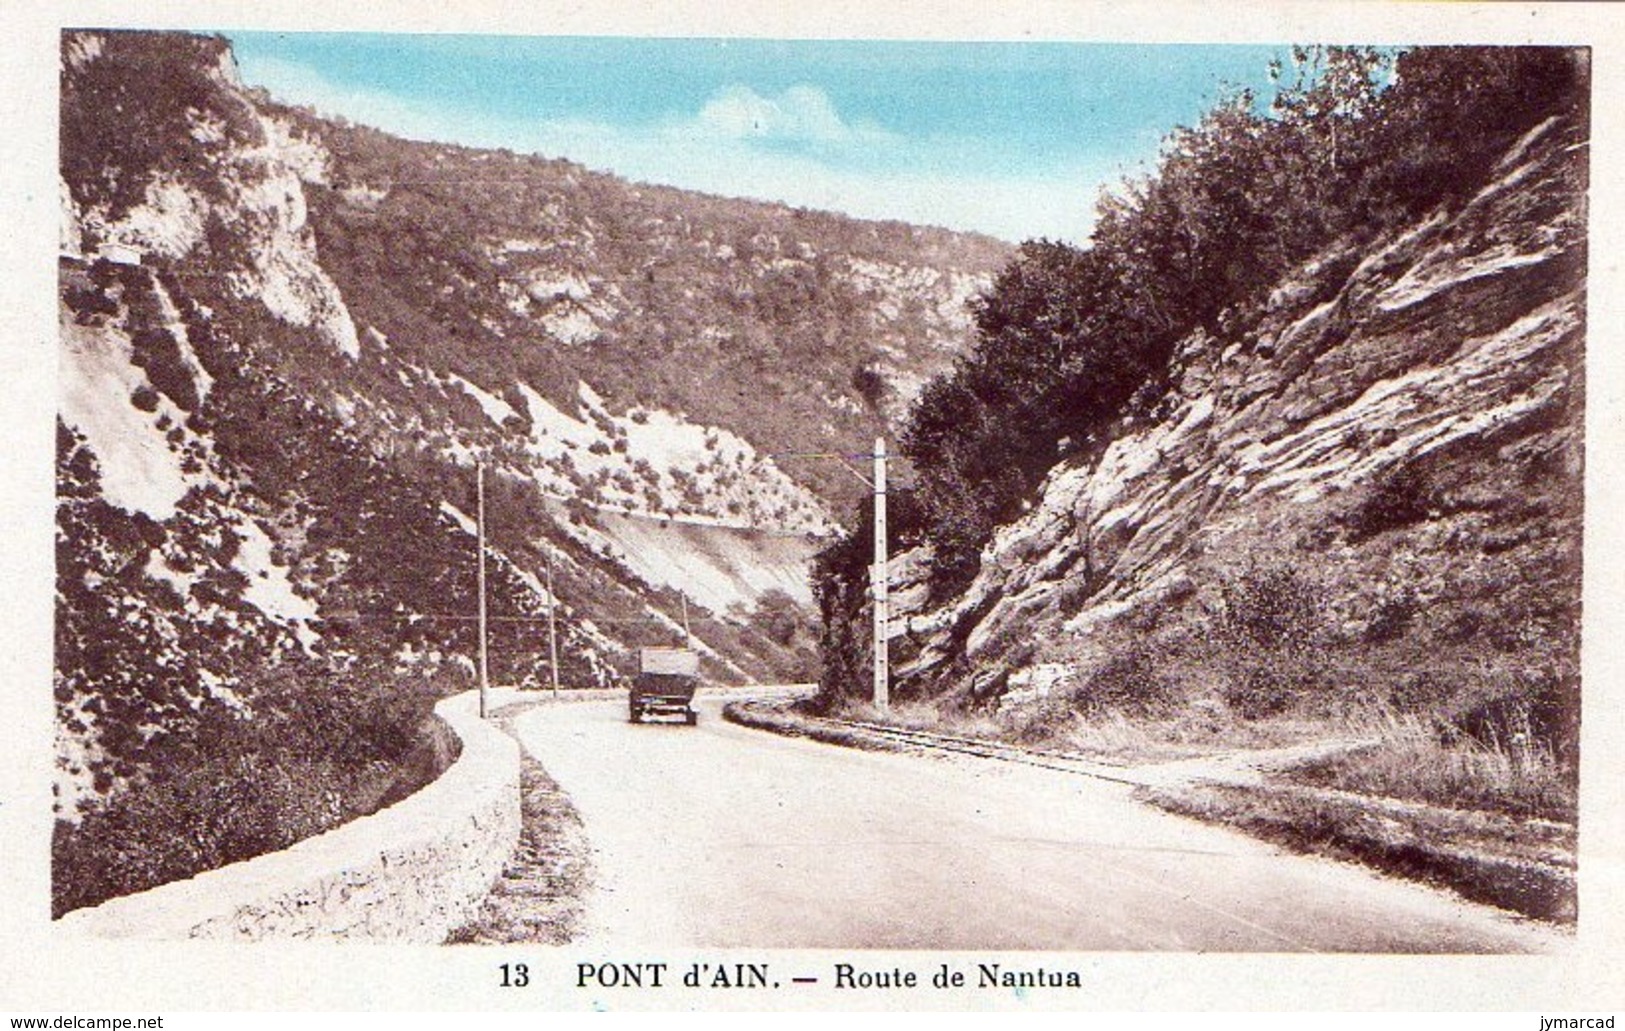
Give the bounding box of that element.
[56,690,520,942]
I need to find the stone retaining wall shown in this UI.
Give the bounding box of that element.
[57,690,520,942]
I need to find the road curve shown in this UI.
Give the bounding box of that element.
[511,695,1566,952]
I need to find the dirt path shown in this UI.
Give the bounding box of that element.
[512,696,1565,952]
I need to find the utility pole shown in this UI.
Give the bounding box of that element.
[477,462,490,719]
[871,436,889,710]
[767,441,890,710]
[544,547,561,699]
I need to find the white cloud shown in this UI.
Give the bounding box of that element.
[687,84,893,147]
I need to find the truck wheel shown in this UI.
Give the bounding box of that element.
[629,706,641,723]
[685,710,698,726]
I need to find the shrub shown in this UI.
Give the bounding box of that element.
[1363,585,1420,643]
[1218,562,1321,651]
[1384,668,1455,712]
[1222,663,1313,720]
[1213,562,1329,718]
[1070,640,1182,718]
[850,363,887,410]
[748,589,804,648]
[64,281,120,322]
[1441,669,1579,773]
[1345,464,1434,542]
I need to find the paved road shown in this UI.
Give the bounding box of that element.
[511,695,1566,952]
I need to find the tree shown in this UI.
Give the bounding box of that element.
[749,589,804,647]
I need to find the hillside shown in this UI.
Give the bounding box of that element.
[54,29,1005,910]
[260,93,1009,516]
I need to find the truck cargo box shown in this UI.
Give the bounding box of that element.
[639,647,700,677]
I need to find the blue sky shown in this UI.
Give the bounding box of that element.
[227,32,1288,244]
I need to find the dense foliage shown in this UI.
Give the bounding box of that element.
[53,659,456,917]
[811,487,925,707]
[61,33,258,219]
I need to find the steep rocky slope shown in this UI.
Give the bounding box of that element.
[54,30,1004,820]
[887,114,1584,752]
[283,108,1007,514]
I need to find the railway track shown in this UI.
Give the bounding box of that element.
[752,709,1152,787]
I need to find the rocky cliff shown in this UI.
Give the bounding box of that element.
[889,113,1584,750]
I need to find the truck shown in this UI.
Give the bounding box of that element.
[629,646,700,725]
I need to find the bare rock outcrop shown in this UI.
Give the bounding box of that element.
[895,116,1585,714]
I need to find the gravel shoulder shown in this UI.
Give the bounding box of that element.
[445,705,593,945]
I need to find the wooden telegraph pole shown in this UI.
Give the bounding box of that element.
[871,437,889,710]
[545,547,561,698]
[477,462,490,718]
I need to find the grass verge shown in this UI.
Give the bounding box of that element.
[735,693,1330,766]
[445,709,592,945]
[1292,712,1575,822]
[1141,778,1575,924]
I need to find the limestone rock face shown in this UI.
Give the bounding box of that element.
[895,116,1585,709]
